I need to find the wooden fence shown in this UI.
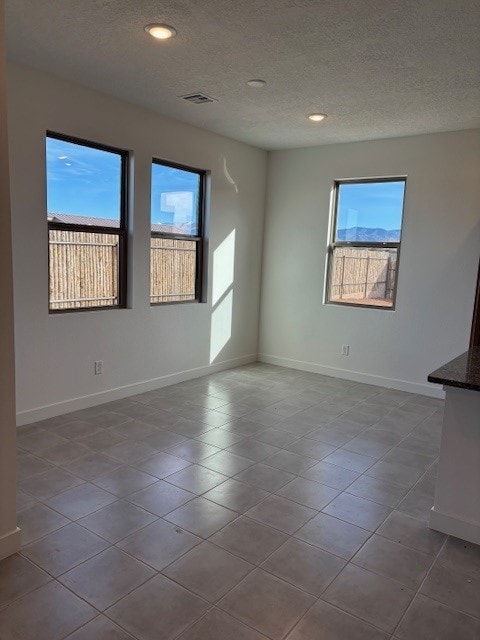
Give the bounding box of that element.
[49,230,119,310]
[49,230,196,310]
[49,232,396,310]
[150,237,196,303]
[330,247,397,306]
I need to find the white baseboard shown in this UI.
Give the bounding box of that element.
[0,527,21,560]
[258,353,445,399]
[17,354,257,426]
[17,350,444,426]
[429,507,480,545]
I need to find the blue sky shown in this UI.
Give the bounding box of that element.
[336,181,405,233]
[151,163,199,233]
[47,137,199,232]
[46,137,122,219]
[47,137,403,236]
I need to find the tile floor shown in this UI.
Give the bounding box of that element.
[2,363,480,639]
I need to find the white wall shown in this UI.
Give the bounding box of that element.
[259,130,480,396]
[8,63,267,424]
[0,2,20,558]
[8,62,480,424]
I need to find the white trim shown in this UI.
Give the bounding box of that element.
[0,527,21,560]
[429,507,480,546]
[258,353,445,399]
[17,354,256,426]
[17,350,445,426]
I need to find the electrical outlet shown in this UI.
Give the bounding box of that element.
[341,345,349,356]
[94,360,103,375]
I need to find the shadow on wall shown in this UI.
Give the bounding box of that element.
[210,229,235,363]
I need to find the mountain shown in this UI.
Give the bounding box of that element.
[337,227,401,242]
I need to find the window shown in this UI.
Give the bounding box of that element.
[326,178,406,309]
[150,159,206,304]
[46,132,128,312]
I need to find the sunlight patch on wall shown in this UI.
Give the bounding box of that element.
[212,229,235,306]
[223,157,239,193]
[210,229,236,363]
[210,290,233,362]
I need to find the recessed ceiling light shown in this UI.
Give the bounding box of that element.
[145,23,177,40]
[308,113,326,122]
[247,79,266,88]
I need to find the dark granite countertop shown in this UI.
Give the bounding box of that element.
[428,347,480,392]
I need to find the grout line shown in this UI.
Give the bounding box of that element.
[389,535,449,637]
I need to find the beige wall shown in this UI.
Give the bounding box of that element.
[8,63,267,424]
[259,130,480,396]
[0,1,20,558]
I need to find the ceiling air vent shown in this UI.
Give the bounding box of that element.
[180,92,217,105]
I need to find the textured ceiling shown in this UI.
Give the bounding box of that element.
[5,0,480,149]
